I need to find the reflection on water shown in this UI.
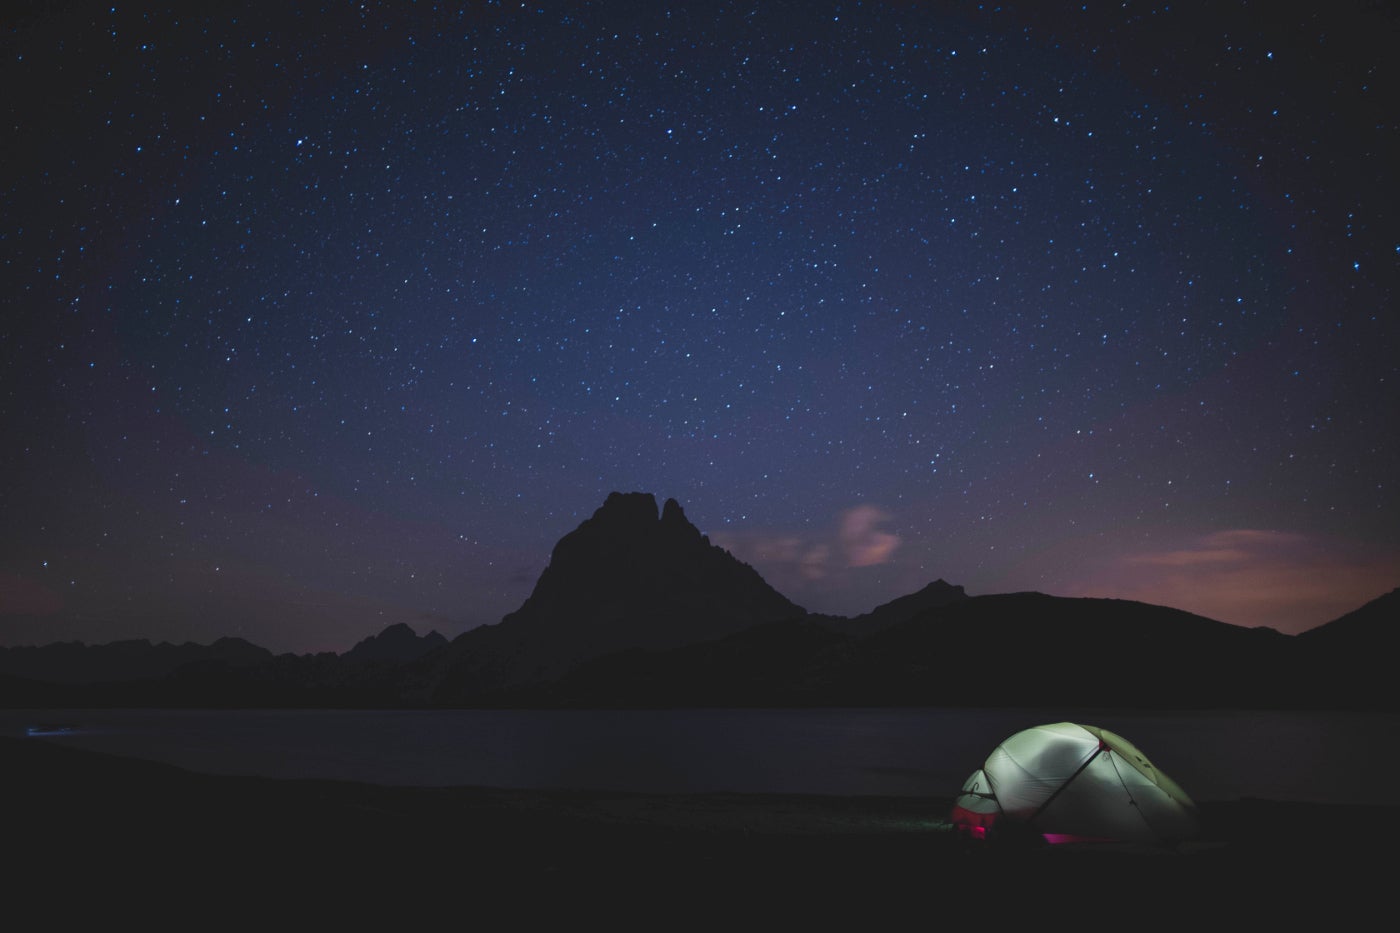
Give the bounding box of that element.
[4,706,1396,805]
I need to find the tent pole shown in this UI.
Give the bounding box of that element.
[1027,742,1105,826]
[1103,751,1159,838]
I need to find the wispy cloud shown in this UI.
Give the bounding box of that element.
[712,503,902,591]
[1124,529,1304,567]
[1063,528,1399,634]
[840,505,901,567]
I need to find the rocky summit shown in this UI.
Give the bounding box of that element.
[433,492,806,695]
[504,491,803,636]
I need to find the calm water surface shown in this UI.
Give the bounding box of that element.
[5,707,1395,805]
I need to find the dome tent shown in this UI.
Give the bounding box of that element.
[951,722,1200,846]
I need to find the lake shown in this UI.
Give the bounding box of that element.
[5,707,1394,805]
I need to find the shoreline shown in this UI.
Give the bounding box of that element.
[7,735,1392,919]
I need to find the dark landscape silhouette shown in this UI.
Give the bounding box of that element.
[4,492,1394,923]
[2,492,1395,711]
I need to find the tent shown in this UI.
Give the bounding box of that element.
[951,722,1200,846]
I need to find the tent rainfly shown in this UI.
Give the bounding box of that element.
[951,722,1201,846]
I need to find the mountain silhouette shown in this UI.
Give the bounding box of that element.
[0,636,272,685]
[1296,587,1399,650]
[0,492,1395,711]
[503,592,1299,709]
[342,623,447,665]
[835,592,1298,708]
[819,578,968,636]
[430,492,805,700]
[1293,586,1400,708]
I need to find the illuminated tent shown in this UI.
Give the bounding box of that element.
[951,722,1200,846]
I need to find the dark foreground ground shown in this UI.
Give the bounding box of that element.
[5,735,1392,925]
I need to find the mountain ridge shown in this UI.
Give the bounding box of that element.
[1,492,1395,710]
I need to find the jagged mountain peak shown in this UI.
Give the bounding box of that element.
[592,490,661,526]
[659,495,688,525]
[434,493,805,696]
[570,491,701,543]
[507,491,801,630]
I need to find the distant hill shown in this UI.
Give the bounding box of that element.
[1296,587,1399,650]
[342,623,447,665]
[509,592,1299,709]
[834,592,1299,709]
[816,578,968,636]
[0,637,272,685]
[0,492,1394,711]
[1294,587,1400,709]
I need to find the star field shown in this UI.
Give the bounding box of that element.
[3,1,1397,652]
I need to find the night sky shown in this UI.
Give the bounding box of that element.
[3,1,1396,654]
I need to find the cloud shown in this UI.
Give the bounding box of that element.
[839,505,901,567]
[1063,528,1399,635]
[1124,529,1306,567]
[711,503,902,593]
[713,534,833,581]
[790,543,826,580]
